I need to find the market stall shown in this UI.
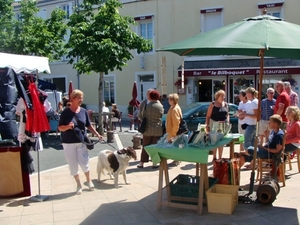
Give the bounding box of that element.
[0,52,51,198]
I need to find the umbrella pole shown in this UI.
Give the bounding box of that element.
[239,50,264,202]
[131,106,135,130]
[128,106,138,133]
[30,134,49,202]
[249,49,264,195]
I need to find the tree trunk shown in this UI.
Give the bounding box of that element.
[98,72,104,135]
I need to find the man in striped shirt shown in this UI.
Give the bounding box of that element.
[259,88,276,144]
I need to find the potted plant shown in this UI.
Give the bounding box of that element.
[234,77,247,86]
[174,79,188,88]
[127,105,134,115]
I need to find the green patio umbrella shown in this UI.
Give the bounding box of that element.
[157,13,300,198]
[157,15,300,59]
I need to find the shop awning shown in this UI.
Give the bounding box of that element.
[178,58,300,76]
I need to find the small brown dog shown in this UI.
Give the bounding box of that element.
[97,146,137,188]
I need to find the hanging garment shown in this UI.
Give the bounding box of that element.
[25,80,50,134]
[16,98,27,143]
[14,73,33,110]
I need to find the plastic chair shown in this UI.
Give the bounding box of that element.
[111,111,122,132]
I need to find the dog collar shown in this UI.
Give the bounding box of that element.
[117,148,127,155]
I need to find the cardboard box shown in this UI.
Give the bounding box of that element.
[206,184,239,214]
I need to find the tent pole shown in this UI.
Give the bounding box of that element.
[248,49,265,195]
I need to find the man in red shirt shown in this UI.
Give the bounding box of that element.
[274,81,290,130]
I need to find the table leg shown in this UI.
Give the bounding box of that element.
[196,163,200,176]
[230,139,234,159]
[157,159,164,210]
[162,158,171,202]
[197,164,208,215]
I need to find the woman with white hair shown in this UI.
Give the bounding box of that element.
[284,81,299,107]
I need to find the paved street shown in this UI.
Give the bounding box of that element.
[31,121,135,172]
[1,122,300,224]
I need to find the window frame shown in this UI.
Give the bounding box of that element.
[258,2,284,18]
[135,15,154,55]
[103,75,116,104]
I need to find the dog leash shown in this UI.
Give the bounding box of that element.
[101,140,118,150]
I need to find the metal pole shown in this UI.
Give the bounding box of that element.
[75,0,80,89]
[77,56,80,89]
[249,49,265,195]
[37,149,41,196]
[30,134,49,202]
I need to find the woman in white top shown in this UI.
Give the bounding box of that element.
[236,90,250,152]
[240,87,258,152]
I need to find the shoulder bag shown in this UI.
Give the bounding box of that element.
[138,103,147,133]
[177,115,188,135]
[73,116,98,150]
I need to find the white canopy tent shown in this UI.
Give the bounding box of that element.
[0,52,51,74]
[0,52,51,201]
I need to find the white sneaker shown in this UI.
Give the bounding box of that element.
[88,182,95,191]
[76,186,82,195]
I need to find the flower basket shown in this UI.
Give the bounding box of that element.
[174,79,188,88]
[234,77,247,86]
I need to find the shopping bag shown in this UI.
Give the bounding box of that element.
[213,158,240,185]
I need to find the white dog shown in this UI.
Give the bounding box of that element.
[97,147,137,188]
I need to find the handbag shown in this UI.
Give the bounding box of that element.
[138,103,147,133]
[84,136,95,150]
[73,115,98,150]
[176,118,188,135]
[241,123,248,130]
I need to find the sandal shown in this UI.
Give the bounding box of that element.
[171,160,180,166]
[137,164,144,168]
[243,164,257,170]
[240,150,250,156]
[152,164,159,169]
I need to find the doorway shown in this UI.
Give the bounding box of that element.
[198,79,226,102]
[138,74,155,101]
[198,80,212,102]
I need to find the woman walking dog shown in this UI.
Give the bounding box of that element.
[59,89,103,195]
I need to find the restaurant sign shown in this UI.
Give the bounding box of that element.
[179,68,300,77]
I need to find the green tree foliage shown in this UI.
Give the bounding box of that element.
[0,0,67,61]
[67,0,151,134]
[0,0,15,51]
